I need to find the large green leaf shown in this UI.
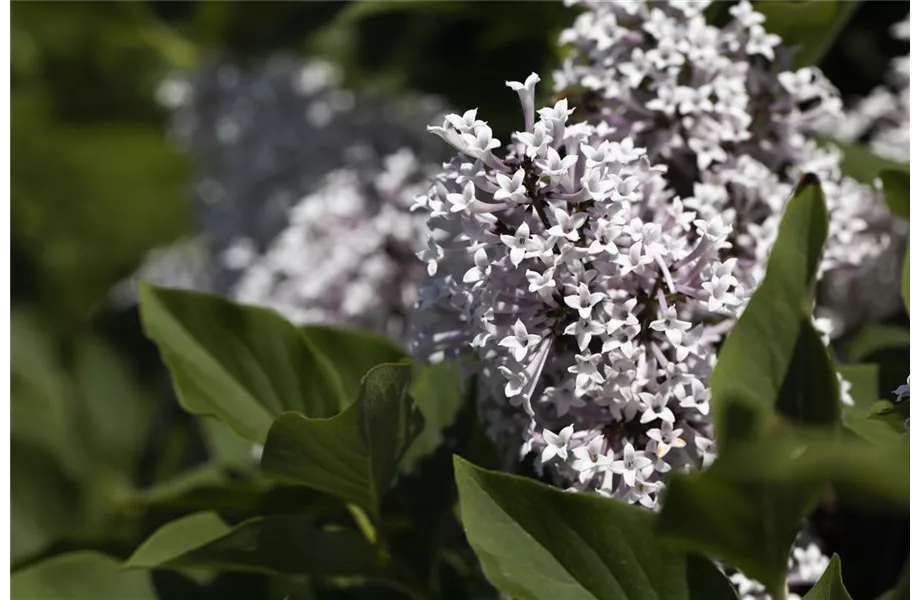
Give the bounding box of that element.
[686,555,739,600]
[709,174,829,439]
[261,363,419,517]
[12,551,156,600]
[757,1,859,68]
[659,430,908,586]
[879,168,909,221]
[774,317,840,427]
[300,324,408,401]
[837,364,900,446]
[127,511,383,578]
[454,457,693,600]
[658,467,817,595]
[138,284,348,443]
[401,359,470,473]
[802,554,853,600]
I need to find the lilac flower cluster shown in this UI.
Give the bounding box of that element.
[554,0,888,287]
[229,148,432,337]
[147,55,449,337]
[412,73,745,506]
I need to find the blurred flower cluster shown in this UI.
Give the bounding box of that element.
[833,13,910,162]
[129,55,449,338]
[817,12,911,332]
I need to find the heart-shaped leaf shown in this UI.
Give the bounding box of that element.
[261,363,419,517]
[138,284,348,443]
[454,456,697,600]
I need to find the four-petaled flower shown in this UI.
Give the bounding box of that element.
[650,305,692,345]
[541,424,575,463]
[498,319,543,362]
[564,283,607,319]
[610,441,653,487]
[500,222,540,266]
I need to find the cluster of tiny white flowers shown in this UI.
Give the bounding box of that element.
[833,13,910,163]
[412,73,748,506]
[555,0,888,287]
[229,148,431,337]
[154,55,448,336]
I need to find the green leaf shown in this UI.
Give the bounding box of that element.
[709,174,829,439]
[902,240,909,315]
[837,364,900,446]
[757,1,859,68]
[261,363,418,517]
[300,324,408,401]
[660,424,909,590]
[127,512,383,578]
[658,466,818,594]
[802,554,853,600]
[454,456,692,600]
[879,168,909,221]
[867,400,910,435]
[686,555,739,600]
[845,325,911,363]
[138,284,348,443]
[817,137,907,185]
[11,441,81,565]
[127,511,231,569]
[12,551,156,600]
[131,465,342,517]
[774,318,839,427]
[401,359,470,473]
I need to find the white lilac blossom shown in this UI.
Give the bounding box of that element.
[555,0,888,290]
[411,75,748,505]
[228,149,432,337]
[152,55,449,337]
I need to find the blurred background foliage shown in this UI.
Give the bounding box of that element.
[9,1,910,598]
